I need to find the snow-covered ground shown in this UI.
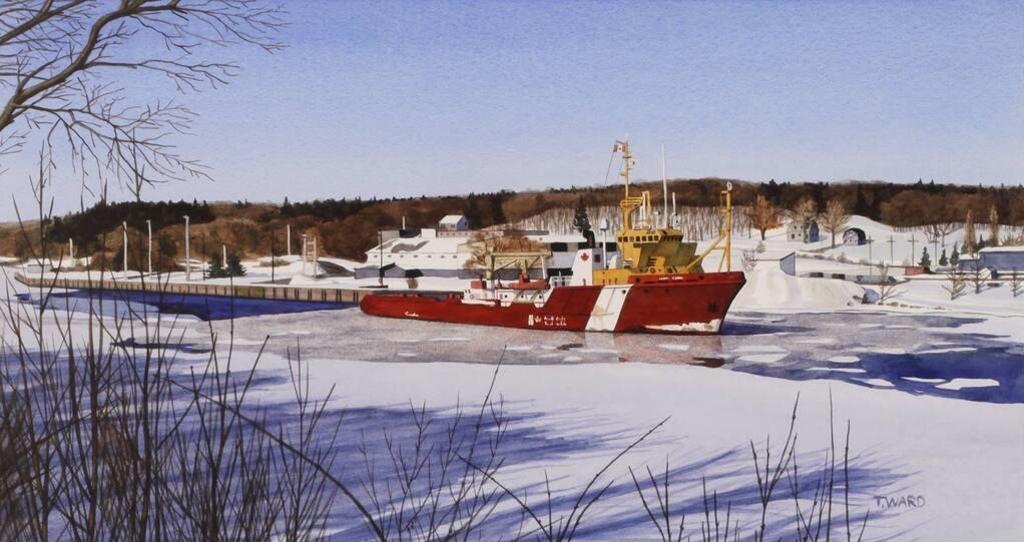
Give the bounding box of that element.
[3,215,1023,540]
[4,282,1022,540]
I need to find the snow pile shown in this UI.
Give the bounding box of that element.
[732,266,864,310]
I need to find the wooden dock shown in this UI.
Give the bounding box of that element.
[14,272,373,305]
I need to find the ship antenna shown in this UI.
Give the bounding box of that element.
[620,138,631,197]
[661,144,668,229]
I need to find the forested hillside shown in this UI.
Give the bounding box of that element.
[2,178,1021,267]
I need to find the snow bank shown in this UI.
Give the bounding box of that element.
[732,267,864,310]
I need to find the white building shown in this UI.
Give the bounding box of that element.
[438,214,469,232]
[356,228,619,280]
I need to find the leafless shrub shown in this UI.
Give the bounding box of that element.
[630,394,869,542]
[966,259,988,295]
[1010,269,1023,298]
[876,265,900,304]
[943,268,967,300]
[741,249,757,273]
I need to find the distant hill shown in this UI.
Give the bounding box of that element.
[1,178,1021,267]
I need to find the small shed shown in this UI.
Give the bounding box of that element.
[786,218,820,243]
[438,214,469,231]
[843,227,867,246]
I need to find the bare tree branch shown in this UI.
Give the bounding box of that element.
[0,0,286,197]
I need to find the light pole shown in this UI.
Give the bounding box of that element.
[122,221,128,274]
[68,238,74,262]
[146,219,152,274]
[301,233,308,275]
[378,230,385,287]
[270,231,276,282]
[312,237,318,278]
[184,215,191,281]
[286,224,292,257]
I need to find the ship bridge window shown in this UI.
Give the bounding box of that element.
[550,242,568,252]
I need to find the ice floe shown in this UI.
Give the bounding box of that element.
[916,347,977,355]
[737,353,788,364]
[902,377,946,384]
[854,378,895,388]
[935,378,999,390]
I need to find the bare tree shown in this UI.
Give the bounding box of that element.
[820,199,850,249]
[876,264,900,304]
[746,195,780,241]
[1010,268,1023,298]
[0,0,285,196]
[791,196,817,221]
[943,267,967,300]
[966,258,987,294]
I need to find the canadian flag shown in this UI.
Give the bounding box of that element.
[612,140,628,153]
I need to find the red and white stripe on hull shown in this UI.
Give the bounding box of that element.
[359,271,746,335]
[584,284,632,331]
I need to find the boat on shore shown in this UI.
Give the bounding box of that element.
[360,141,746,334]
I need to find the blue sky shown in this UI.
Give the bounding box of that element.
[3,0,1022,218]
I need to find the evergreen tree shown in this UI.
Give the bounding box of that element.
[939,248,948,267]
[207,254,226,278]
[950,243,960,266]
[226,252,246,277]
[977,235,986,251]
[919,247,931,270]
[573,199,595,248]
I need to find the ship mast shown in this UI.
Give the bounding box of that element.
[616,140,645,230]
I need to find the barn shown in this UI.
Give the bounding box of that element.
[843,227,867,246]
[786,218,820,243]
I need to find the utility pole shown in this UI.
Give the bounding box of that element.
[184,215,191,281]
[312,237,318,277]
[301,234,308,275]
[146,219,152,274]
[222,244,227,270]
[286,224,292,257]
[909,235,917,266]
[867,237,873,268]
[270,232,276,282]
[68,238,74,261]
[122,221,128,274]
[888,235,895,264]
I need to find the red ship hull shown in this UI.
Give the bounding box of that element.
[360,271,746,334]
